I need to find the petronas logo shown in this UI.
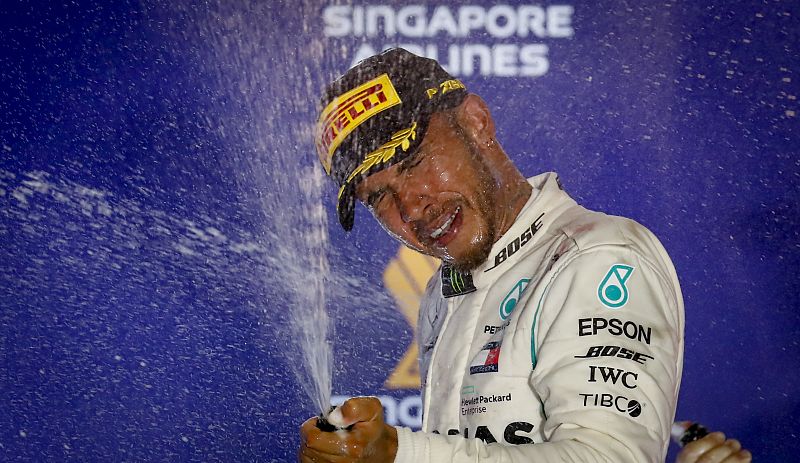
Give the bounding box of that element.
[597,264,634,309]
[499,278,530,320]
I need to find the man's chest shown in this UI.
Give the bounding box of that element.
[423,236,568,444]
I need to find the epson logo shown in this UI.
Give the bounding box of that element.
[578,317,652,345]
[574,345,654,365]
[322,5,575,77]
[588,365,638,389]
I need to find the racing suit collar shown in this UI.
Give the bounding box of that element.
[469,172,576,286]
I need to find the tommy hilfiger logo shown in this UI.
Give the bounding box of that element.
[469,341,501,374]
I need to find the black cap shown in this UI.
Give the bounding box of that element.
[315,48,467,231]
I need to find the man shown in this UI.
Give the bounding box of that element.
[300,48,750,463]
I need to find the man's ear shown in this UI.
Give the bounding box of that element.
[455,93,496,146]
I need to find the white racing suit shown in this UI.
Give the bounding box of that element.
[394,173,684,462]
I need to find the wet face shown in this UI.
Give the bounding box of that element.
[355,111,500,271]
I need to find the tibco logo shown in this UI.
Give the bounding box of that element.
[579,393,643,418]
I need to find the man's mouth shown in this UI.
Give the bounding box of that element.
[425,206,462,247]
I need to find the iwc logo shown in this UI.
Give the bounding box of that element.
[597,264,634,309]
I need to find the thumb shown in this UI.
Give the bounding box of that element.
[328,396,384,428]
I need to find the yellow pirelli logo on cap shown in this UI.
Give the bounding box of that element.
[315,73,401,174]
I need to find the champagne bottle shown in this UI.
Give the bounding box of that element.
[671,421,709,447]
[316,405,353,432]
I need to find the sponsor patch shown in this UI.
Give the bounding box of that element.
[588,365,638,389]
[499,278,530,320]
[484,324,507,335]
[315,73,401,173]
[442,265,476,298]
[484,213,544,272]
[598,264,634,308]
[469,341,501,374]
[574,345,654,365]
[578,317,652,345]
[460,392,512,417]
[579,393,644,418]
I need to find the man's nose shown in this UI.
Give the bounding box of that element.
[394,180,431,223]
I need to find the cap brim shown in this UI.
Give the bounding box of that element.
[336,182,356,231]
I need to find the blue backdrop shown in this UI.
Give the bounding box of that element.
[1,1,798,461]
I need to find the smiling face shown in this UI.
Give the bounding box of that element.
[354,96,516,271]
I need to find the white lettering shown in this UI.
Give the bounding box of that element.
[517,6,546,37]
[323,5,351,36]
[486,5,517,38]
[492,44,518,76]
[427,6,459,37]
[378,394,398,425]
[397,6,427,37]
[462,44,492,76]
[322,5,575,39]
[458,6,486,37]
[325,4,574,78]
[398,395,422,428]
[446,45,460,75]
[366,6,396,37]
[347,43,552,78]
[547,5,575,38]
[353,6,365,36]
[520,44,550,77]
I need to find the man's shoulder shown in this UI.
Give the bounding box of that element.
[554,205,659,254]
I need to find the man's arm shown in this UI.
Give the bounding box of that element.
[300,406,751,463]
[302,240,683,462]
[298,248,750,463]
[299,398,398,463]
[530,246,683,460]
